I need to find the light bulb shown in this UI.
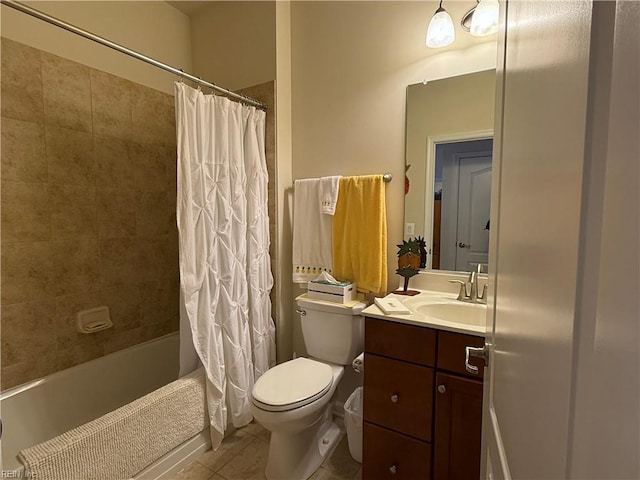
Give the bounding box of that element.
[426,3,455,48]
[470,0,499,37]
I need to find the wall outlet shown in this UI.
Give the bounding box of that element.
[405,222,415,236]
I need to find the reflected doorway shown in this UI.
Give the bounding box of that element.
[433,139,493,271]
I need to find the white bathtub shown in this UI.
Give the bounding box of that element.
[1,333,181,472]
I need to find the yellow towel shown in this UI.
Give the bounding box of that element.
[332,175,387,295]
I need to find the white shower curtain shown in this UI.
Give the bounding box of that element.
[174,83,275,448]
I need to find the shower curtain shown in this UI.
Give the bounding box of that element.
[174,83,275,448]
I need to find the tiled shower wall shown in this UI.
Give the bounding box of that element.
[1,40,278,391]
[0,38,180,390]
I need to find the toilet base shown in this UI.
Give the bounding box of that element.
[264,410,342,480]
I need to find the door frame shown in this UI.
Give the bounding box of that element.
[424,130,494,270]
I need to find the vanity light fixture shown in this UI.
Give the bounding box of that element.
[461,0,500,37]
[470,0,499,36]
[426,0,455,48]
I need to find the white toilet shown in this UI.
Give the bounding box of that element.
[250,293,367,480]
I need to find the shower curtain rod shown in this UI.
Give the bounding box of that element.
[0,0,268,110]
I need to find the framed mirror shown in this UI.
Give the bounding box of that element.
[404,69,496,272]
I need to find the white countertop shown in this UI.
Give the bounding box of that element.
[362,289,487,337]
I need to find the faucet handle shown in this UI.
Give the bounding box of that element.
[479,284,488,301]
[449,280,468,301]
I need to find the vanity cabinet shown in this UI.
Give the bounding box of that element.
[363,317,484,480]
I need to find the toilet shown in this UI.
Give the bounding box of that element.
[250,293,367,480]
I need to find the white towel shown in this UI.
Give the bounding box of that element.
[320,175,341,215]
[293,178,334,283]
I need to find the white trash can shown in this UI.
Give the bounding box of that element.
[344,387,363,463]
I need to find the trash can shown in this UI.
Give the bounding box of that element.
[344,387,363,463]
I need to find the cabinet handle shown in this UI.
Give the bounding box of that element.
[437,384,447,394]
[390,394,399,403]
[389,465,397,475]
[465,345,488,374]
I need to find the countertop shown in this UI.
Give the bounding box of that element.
[362,290,487,337]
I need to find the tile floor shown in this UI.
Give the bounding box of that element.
[172,422,362,480]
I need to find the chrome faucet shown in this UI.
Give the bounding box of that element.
[449,265,487,304]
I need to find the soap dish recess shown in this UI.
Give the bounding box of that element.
[76,306,113,334]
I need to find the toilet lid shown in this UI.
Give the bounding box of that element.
[252,358,334,412]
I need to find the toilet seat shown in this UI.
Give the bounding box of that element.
[252,358,334,412]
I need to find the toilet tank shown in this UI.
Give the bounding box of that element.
[295,294,369,365]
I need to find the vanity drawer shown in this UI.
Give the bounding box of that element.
[364,353,434,441]
[365,317,436,366]
[363,422,432,480]
[437,331,485,379]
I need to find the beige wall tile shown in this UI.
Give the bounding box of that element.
[97,188,137,239]
[51,238,101,296]
[136,235,176,282]
[95,135,135,189]
[1,117,47,182]
[139,278,179,326]
[41,52,92,133]
[46,126,95,185]
[102,283,141,332]
[2,360,38,390]
[131,84,176,146]
[100,236,139,286]
[136,190,172,236]
[140,321,174,343]
[50,184,97,239]
[1,38,43,123]
[1,181,50,243]
[1,300,57,367]
[130,142,170,191]
[1,242,53,305]
[90,69,133,139]
[103,327,143,355]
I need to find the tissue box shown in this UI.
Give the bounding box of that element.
[307,281,357,304]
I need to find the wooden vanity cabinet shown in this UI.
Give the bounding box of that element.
[363,318,484,480]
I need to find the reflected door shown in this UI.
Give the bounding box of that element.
[456,154,492,271]
[438,139,493,271]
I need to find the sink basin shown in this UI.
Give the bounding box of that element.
[412,301,487,327]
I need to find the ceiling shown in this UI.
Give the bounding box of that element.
[167,1,211,16]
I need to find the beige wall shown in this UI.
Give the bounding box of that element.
[289,1,497,307]
[190,1,276,91]
[404,70,496,239]
[1,1,191,94]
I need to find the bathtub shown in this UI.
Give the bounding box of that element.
[0,332,207,475]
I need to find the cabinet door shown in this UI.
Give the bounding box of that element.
[434,373,483,480]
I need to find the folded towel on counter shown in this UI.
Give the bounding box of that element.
[319,175,341,215]
[292,178,334,283]
[332,175,387,295]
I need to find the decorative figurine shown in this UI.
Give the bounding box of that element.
[395,238,421,296]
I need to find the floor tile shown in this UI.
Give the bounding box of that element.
[321,434,361,479]
[171,461,215,480]
[309,467,344,480]
[242,421,270,441]
[217,437,269,480]
[198,428,256,472]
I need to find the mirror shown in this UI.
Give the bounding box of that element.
[404,70,496,272]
